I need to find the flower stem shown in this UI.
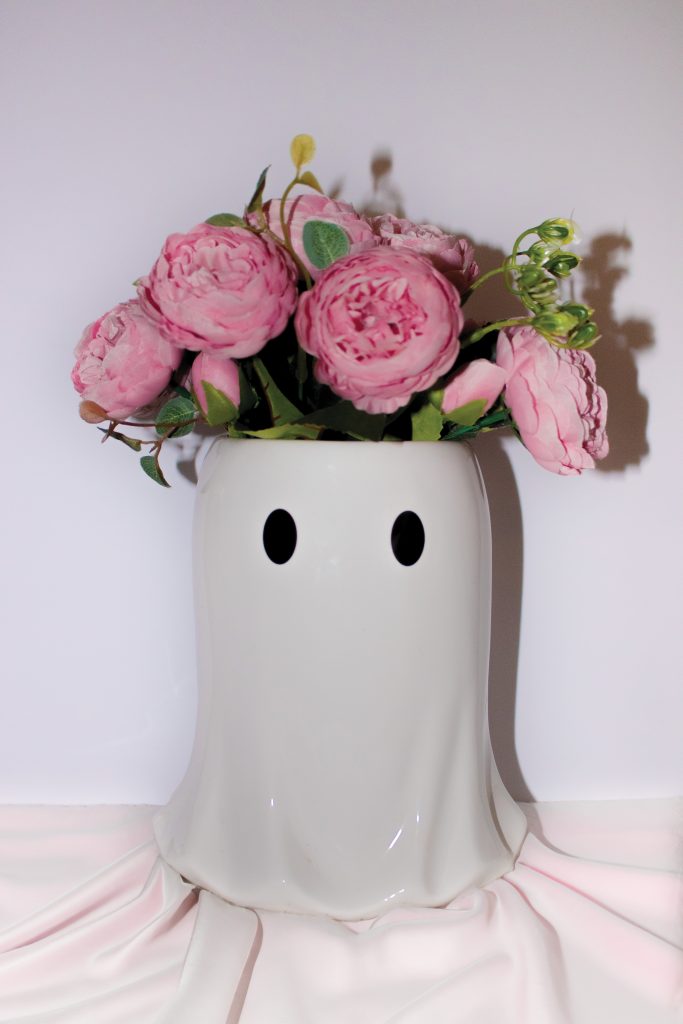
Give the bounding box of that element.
[442,407,511,441]
[461,264,508,301]
[278,179,313,289]
[464,317,530,346]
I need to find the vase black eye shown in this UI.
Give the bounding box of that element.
[263,509,297,564]
[391,511,425,566]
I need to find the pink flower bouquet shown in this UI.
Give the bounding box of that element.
[72,135,608,485]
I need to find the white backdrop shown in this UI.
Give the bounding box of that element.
[1,0,681,804]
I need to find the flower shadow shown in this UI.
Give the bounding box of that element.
[580,233,652,471]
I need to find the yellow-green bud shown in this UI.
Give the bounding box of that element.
[533,311,579,336]
[537,218,576,244]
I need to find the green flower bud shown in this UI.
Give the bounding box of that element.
[546,252,580,278]
[569,322,599,347]
[528,278,558,297]
[560,302,592,322]
[537,218,577,244]
[527,241,558,265]
[517,266,546,288]
[532,311,579,336]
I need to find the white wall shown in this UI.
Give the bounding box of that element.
[1,0,681,803]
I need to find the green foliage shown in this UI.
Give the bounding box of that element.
[155,396,196,438]
[298,170,323,193]
[205,213,245,227]
[246,166,269,214]
[442,398,487,428]
[302,220,350,270]
[242,423,322,440]
[297,402,387,441]
[200,382,238,427]
[410,403,444,441]
[97,427,142,451]
[252,358,302,425]
[140,455,169,487]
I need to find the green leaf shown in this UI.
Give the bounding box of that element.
[205,213,245,228]
[411,403,444,441]
[298,170,324,193]
[246,165,270,214]
[442,398,487,428]
[242,423,322,440]
[297,402,386,441]
[96,427,143,452]
[302,220,350,270]
[155,396,196,438]
[200,381,238,427]
[172,384,193,402]
[140,455,170,487]
[237,365,258,414]
[252,358,302,425]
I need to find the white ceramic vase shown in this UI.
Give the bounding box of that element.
[154,438,525,919]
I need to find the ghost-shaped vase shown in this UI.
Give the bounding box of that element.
[153,438,526,919]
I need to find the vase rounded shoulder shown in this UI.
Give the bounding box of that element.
[154,438,526,919]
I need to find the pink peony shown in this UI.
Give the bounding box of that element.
[191,352,240,415]
[138,224,297,357]
[442,358,507,416]
[497,326,609,474]
[371,214,479,292]
[295,248,463,414]
[257,194,376,279]
[71,300,182,420]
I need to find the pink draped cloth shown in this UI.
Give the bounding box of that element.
[0,801,681,1022]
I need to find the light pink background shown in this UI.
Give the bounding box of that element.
[1,0,681,803]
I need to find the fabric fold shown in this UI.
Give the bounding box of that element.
[0,801,680,1023]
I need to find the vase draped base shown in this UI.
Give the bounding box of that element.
[154,439,526,919]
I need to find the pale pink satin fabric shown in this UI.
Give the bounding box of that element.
[0,801,680,1023]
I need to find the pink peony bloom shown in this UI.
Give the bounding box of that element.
[371,214,479,292]
[191,352,240,415]
[71,300,182,420]
[257,194,376,279]
[295,248,463,415]
[497,326,609,474]
[442,359,507,416]
[138,224,297,357]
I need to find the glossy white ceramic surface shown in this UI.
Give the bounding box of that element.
[154,439,526,919]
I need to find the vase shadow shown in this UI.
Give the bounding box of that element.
[474,432,533,802]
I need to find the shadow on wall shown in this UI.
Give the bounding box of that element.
[581,233,652,472]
